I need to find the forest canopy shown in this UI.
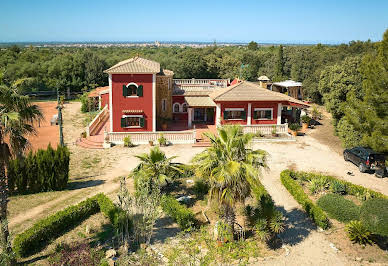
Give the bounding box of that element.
[0,39,376,103]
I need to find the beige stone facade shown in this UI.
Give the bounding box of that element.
[156,74,173,121]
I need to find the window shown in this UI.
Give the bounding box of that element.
[122,83,143,97]
[121,115,144,128]
[182,103,188,113]
[173,103,180,113]
[162,99,167,112]
[253,108,273,120]
[224,108,246,120]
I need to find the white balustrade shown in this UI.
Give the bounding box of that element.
[242,124,288,135]
[108,130,196,145]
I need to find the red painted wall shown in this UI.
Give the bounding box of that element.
[111,74,153,132]
[251,101,278,125]
[217,101,280,125]
[172,95,188,121]
[220,102,248,125]
[101,93,109,109]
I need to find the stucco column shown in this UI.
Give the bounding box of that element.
[277,103,282,125]
[216,103,221,127]
[108,74,113,132]
[247,103,252,125]
[188,108,193,128]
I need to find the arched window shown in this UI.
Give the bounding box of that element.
[173,103,180,113]
[182,103,188,113]
[127,84,137,96]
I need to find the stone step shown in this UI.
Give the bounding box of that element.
[76,138,104,149]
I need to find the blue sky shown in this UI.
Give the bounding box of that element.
[1,0,387,43]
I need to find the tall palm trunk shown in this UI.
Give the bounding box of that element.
[223,204,236,237]
[0,133,14,264]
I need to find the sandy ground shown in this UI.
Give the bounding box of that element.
[10,102,388,265]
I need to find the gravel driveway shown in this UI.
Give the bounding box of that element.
[251,136,387,265]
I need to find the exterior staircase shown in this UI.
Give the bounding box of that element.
[76,134,104,149]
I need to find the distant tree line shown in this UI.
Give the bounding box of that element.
[0,40,376,103]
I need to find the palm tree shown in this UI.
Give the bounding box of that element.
[132,146,184,192]
[0,85,42,263]
[192,125,268,234]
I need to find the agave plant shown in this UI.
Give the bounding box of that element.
[345,220,373,245]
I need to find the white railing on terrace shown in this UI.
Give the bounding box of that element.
[87,105,109,136]
[173,79,229,88]
[174,85,216,91]
[242,124,288,135]
[108,130,196,145]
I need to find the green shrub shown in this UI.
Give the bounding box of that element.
[161,195,196,230]
[345,220,373,245]
[13,193,122,258]
[329,180,346,194]
[123,136,134,147]
[309,177,329,194]
[289,123,301,131]
[192,179,209,197]
[280,170,330,229]
[290,171,387,200]
[95,193,126,229]
[13,195,100,257]
[301,115,312,124]
[158,133,168,146]
[7,144,70,195]
[360,198,388,237]
[317,194,360,223]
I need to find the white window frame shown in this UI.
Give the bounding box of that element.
[253,108,273,120]
[125,82,139,98]
[173,102,181,113]
[122,114,143,128]
[182,103,188,113]
[225,108,245,120]
[162,98,167,112]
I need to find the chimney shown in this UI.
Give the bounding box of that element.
[258,75,270,89]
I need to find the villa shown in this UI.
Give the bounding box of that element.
[81,57,309,147]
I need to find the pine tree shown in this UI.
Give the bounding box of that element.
[344,29,388,152]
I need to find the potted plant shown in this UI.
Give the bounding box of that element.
[123,136,134,147]
[158,133,168,147]
[301,115,311,131]
[289,123,301,137]
[149,140,154,146]
[159,116,170,131]
[271,125,278,137]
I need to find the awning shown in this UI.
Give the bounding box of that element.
[184,96,216,108]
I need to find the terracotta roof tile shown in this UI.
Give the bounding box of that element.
[104,56,160,74]
[88,86,109,97]
[210,81,309,106]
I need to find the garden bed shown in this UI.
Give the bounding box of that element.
[281,170,388,264]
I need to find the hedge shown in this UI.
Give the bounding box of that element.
[289,171,387,200]
[161,195,196,230]
[360,198,388,237]
[7,144,70,195]
[280,170,330,229]
[317,194,360,223]
[13,193,121,258]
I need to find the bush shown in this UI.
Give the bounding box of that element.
[360,198,388,237]
[161,195,196,230]
[280,170,330,229]
[158,133,168,146]
[289,123,301,131]
[329,180,346,194]
[13,193,121,258]
[192,179,209,197]
[7,144,70,195]
[13,196,100,257]
[308,177,329,194]
[289,171,387,200]
[123,136,134,147]
[317,194,360,223]
[345,220,373,245]
[301,115,311,124]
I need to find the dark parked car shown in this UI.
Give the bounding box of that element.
[343,147,386,177]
